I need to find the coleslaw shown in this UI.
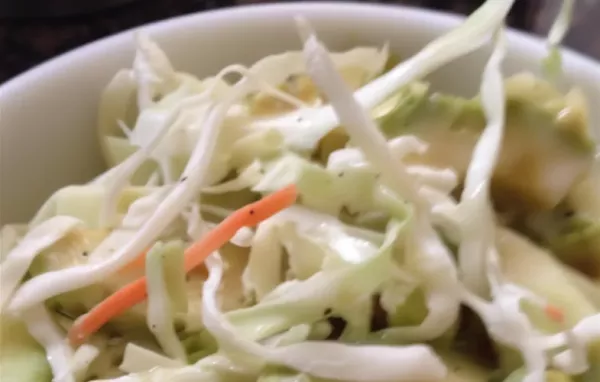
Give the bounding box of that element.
[1,1,600,381]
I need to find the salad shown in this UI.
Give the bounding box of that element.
[1,1,600,381]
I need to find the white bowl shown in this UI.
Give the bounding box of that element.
[1,2,599,224]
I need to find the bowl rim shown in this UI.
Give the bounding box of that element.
[2,1,599,96]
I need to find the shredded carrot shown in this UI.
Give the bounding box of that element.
[545,304,565,324]
[118,250,149,274]
[68,185,297,346]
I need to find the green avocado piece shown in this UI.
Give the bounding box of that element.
[546,217,600,279]
[497,227,597,323]
[374,73,595,210]
[520,206,600,280]
[0,315,52,382]
[547,159,600,281]
[494,228,600,375]
[513,156,600,281]
[563,267,600,309]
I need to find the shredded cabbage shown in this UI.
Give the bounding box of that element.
[7,80,250,313]
[252,0,516,150]
[241,205,386,303]
[0,216,81,309]
[119,343,184,374]
[543,0,575,80]
[545,313,600,374]
[242,220,285,302]
[231,219,403,342]
[457,27,507,295]
[70,344,101,380]
[145,242,187,361]
[22,305,75,382]
[298,18,461,343]
[132,32,179,111]
[247,45,389,91]
[204,251,448,381]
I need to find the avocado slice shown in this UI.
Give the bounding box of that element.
[497,227,597,330]
[373,73,595,210]
[568,158,600,218]
[545,216,600,279]
[518,204,600,280]
[563,267,600,309]
[495,228,600,376]
[549,158,600,281]
[509,156,600,281]
[0,315,52,382]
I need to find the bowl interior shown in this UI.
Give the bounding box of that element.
[1,3,599,224]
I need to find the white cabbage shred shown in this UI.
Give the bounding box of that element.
[543,0,575,80]
[145,242,187,362]
[22,305,76,382]
[297,17,461,343]
[203,253,448,382]
[0,216,82,309]
[252,0,517,151]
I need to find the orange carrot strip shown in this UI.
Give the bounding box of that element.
[68,185,297,346]
[118,249,149,274]
[545,304,565,324]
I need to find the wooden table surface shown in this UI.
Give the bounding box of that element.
[1,0,599,83]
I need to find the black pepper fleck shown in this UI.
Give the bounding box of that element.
[180,176,188,182]
[249,209,255,215]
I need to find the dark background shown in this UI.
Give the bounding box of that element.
[1,0,599,84]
